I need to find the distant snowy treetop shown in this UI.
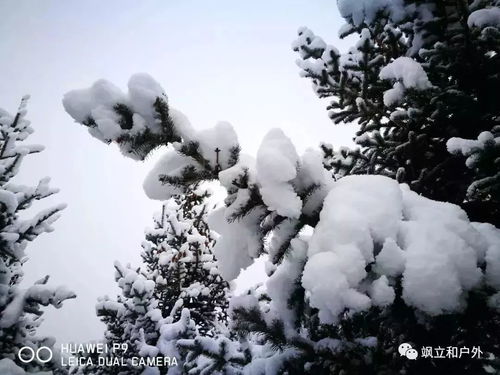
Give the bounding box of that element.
[337,0,407,26]
[468,7,500,28]
[379,57,432,90]
[379,56,432,106]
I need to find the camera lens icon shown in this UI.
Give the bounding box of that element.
[18,346,53,364]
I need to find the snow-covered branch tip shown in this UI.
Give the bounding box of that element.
[64,74,242,198]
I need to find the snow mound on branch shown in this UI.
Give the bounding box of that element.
[0,190,18,213]
[468,7,500,28]
[307,175,402,263]
[382,82,405,107]
[266,239,308,327]
[143,149,198,200]
[143,121,240,201]
[374,238,405,277]
[157,308,196,358]
[63,79,125,124]
[473,222,500,289]
[301,175,497,324]
[370,275,395,306]
[211,129,333,280]
[338,0,406,26]
[195,121,239,170]
[0,284,75,328]
[127,73,165,126]
[380,57,432,90]
[447,131,498,166]
[63,74,195,160]
[257,128,302,219]
[379,57,432,106]
[303,250,371,323]
[291,27,327,59]
[208,206,263,280]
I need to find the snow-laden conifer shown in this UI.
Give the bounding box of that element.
[0,98,74,374]
[292,0,500,226]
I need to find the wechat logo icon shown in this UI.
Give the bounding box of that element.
[399,343,418,360]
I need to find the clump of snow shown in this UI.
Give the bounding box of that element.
[380,57,432,89]
[337,0,406,26]
[473,223,500,289]
[296,148,333,215]
[382,81,405,107]
[299,175,498,323]
[266,239,307,327]
[308,175,401,262]
[447,131,498,166]
[370,276,395,306]
[399,185,485,314]
[127,73,165,126]
[143,149,198,200]
[63,79,125,124]
[291,27,327,59]
[208,207,263,280]
[374,238,405,277]
[194,121,239,170]
[468,7,500,28]
[303,250,371,323]
[63,74,196,160]
[0,190,18,213]
[447,131,499,199]
[157,308,196,359]
[143,121,240,201]
[256,129,302,219]
[218,153,256,191]
[379,57,432,106]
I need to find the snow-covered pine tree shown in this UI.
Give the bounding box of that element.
[292,0,500,225]
[74,185,230,374]
[73,262,198,375]
[141,185,231,336]
[102,262,161,374]
[0,98,75,374]
[65,72,500,373]
[71,264,157,375]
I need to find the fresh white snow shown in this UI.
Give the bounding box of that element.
[468,7,500,28]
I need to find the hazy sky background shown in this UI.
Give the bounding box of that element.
[0,0,355,344]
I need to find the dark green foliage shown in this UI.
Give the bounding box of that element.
[141,185,231,336]
[293,0,500,225]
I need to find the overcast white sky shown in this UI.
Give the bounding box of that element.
[0,0,355,344]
